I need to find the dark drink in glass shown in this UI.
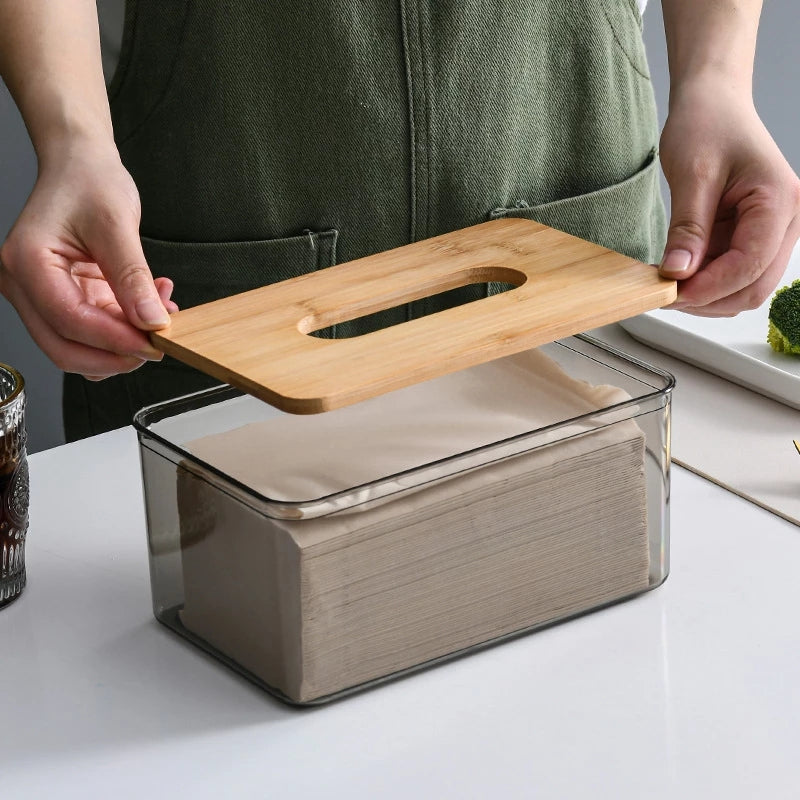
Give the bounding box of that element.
[0,363,28,608]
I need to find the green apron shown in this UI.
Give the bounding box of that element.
[63,0,666,440]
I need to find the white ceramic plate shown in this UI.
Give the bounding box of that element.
[621,245,800,410]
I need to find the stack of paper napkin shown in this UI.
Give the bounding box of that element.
[177,348,650,703]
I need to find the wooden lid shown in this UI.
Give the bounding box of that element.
[151,218,676,413]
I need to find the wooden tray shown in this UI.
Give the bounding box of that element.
[152,218,676,413]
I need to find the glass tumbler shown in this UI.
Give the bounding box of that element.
[0,364,28,608]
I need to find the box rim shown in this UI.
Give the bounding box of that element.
[134,335,675,519]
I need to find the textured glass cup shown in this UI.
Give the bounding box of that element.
[0,364,28,608]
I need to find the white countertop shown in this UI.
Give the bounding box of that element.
[3,403,800,798]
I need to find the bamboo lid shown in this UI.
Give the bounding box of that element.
[151,218,676,413]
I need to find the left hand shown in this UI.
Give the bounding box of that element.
[658,78,800,316]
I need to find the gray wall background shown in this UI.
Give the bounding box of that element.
[1,2,798,453]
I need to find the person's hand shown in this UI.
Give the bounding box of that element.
[658,78,800,316]
[0,139,178,380]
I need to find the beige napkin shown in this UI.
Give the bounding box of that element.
[184,348,635,508]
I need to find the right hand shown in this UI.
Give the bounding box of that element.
[0,139,177,380]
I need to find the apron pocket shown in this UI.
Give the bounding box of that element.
[141,229,338,309]
[488,149,665,264]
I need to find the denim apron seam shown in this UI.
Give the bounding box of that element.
[400,0,431,247]
[399,0,418,248]
[113,2,192,147]
[417,4,434,243]
[599,2,651,80]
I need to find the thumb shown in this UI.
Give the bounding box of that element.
[659,174,721,280]
[90,222,170,329]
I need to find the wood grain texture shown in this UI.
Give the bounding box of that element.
[151,218,677,413]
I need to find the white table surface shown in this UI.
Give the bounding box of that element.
[3,392,800,799]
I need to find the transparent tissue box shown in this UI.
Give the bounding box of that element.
[135,335,674,705]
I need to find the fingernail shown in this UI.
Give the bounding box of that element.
[136,348,163,362]
[659,249,693,274]
[158,278,174,303]
[136,299,170,326]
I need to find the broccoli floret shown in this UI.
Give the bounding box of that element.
[767,279,800,355]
